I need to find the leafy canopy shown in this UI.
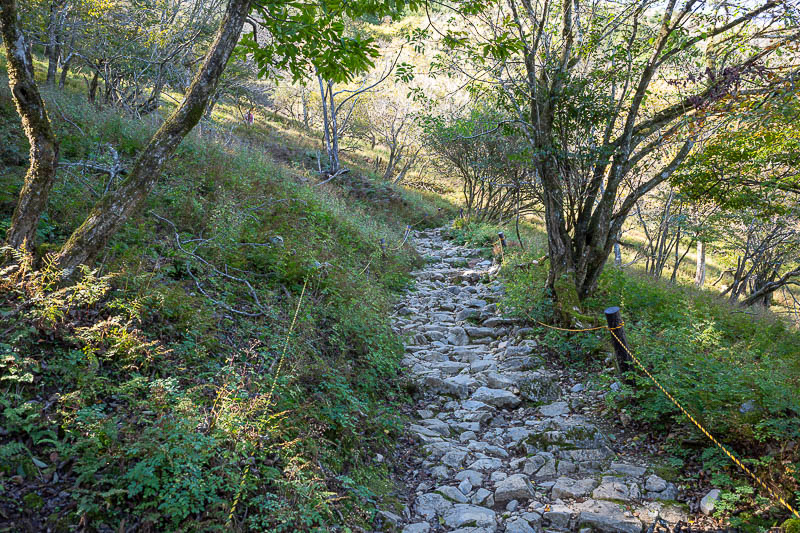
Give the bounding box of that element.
[671,94,800,216]
[238,0,420,83]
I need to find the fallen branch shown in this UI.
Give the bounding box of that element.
[151,211,271,317]
[315,167,350,187]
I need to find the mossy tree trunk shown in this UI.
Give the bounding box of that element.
[1,0,60,251]
[53,0,252,276]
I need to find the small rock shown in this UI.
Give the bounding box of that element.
[610,463,646,478]
[448,327,470,346]
[471,386,521,409]
[505,517,536,533]
[443,504,497,529]
[455,469,483,486]
[544,504,574,529]
[645,475,668,493]
[472,487,494,507]
[539,401,570,417]
[437,485,469,504]
[592,478,637,502]
[414,493,453,520]
[739,400,756,414]
[402,524,430,533]
[700,489,721,515]
[378,510,402,527]
[490,471,508,482]
[570,383,585,393]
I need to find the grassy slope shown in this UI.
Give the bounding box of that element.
[0,65,452,531]
[448,219,800,530]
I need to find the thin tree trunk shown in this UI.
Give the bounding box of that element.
[317,74,333,171]
[515,188,525,250]
[54,0,252,275]
[87,70,99,104]
[45,1,61,86]
[58,54,72,89]
[1,0,60,251]
[327,80,340,173]
[301,88,309,129]
[694,241,706,288]
[58,24,77,89]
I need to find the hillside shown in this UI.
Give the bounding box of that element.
[0,72,452,530]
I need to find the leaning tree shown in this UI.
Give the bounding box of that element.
[424,0,798,318]
[2,0,420,276]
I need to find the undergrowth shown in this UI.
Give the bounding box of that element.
[0,78,449,531]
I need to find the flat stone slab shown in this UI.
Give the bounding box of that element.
[539,400,570,417]
[576,500,643,533]
[471,386,521,408]
[494,473,535,503]
[551,476,599,499]
[443,504,497,529]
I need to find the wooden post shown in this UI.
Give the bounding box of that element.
[498,231,507,248]
[604,306,633,381]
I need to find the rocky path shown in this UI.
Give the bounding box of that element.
[386,228,689,533]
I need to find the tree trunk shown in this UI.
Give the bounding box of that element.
[53,0,252,275]
[542,165,583,322]
[327,80,340,173]
[1,0,60,251]
[318,74,334,171]
[58,23,77,89]
[88,70,99,104]
[45,1,61,86]
[301,88,309,129]
[694,241,706,288]
[58,54,72,89]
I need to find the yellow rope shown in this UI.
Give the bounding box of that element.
[527,311,798,518]
[607,327,800,519]
[226,278,309,526]
[529,318,614,333]
[387,225,412,251]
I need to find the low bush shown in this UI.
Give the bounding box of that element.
[457,218,800,530]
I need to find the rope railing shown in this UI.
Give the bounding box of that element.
[527,306,800,520]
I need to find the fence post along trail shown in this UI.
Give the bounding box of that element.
[521,297,800,521]
[604,306,633,382]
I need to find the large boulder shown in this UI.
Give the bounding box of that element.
[575,500,643,533]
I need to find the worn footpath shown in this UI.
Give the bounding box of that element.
[384,228,697,533]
